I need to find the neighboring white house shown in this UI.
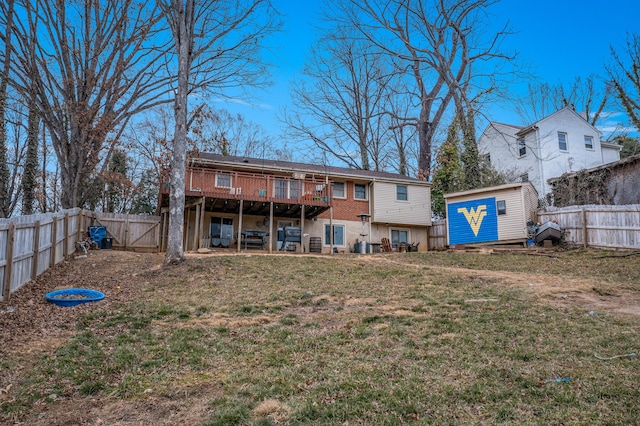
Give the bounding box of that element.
[477,107,621,198]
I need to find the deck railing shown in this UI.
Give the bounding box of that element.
[162,167,333,207]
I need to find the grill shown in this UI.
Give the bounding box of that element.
[241,230,269,249]
[278,226,301,251]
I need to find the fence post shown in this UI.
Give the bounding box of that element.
[582,208,588,248]
[124,216,129,250]
[51,217,57,267]
[64,213,70,257]
[78,210,84,242]
[3,222,15,301]
[32,220,41,280]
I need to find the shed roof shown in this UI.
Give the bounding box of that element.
[444,182,537,199]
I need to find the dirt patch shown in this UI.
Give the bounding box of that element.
[357,254,640,318]
[0,251,164,356]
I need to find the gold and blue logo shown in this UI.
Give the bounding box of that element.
[457,205,487,236]
[448,197,498,244]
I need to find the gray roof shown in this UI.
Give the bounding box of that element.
[193,153,429,185]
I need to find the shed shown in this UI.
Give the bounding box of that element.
[444,182,539,247]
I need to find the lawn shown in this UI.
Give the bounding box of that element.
[1,249,639,425]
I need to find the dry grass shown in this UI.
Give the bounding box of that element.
[1,249,640,425]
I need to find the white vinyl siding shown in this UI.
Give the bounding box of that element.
[372,181,431,226]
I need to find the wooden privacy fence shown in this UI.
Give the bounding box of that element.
[86,211,160,252]
[0,209,160,302]
[428,219,447,250]
[538,204,640,250]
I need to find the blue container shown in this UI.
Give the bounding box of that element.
[45,288,105,307]
[88,226,107,248]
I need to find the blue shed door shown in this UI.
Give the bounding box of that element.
[447,197,498,245]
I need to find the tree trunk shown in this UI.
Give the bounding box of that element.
[22,95,40,215]
[165,0,193,264]
[0,0,15,218]
[417,108,433,181]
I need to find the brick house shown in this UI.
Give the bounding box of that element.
[158,153,432,253]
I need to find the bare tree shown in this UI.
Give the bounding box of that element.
[340,0,513,180]
[11,0,174,209]
[159,0,280,263]
[0,0,16,217]
[204,109,277,159]
[514,75,611,126]
[285,26,396,171]
[607,33,640,131]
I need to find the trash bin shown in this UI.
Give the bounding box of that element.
[88,226,107,249]
[102,237,113,250]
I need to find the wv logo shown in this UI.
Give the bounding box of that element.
[457,205,488,237]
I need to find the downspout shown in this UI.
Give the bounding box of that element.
[368,180,374,250]
[535,126,545,197]
[189,158,194,191]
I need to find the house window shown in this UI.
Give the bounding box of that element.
[391,229,409,245]
[497,200,506,215]
[290,180,300,199]
[274,179,287,198]
[520,173,529,182]
[517,137,526,157]
[558,132,568,151]
[274,179,299,199]
[215,172,232,188]
[354,183,367,200]
[333,182,345,198]
[396,185,408,201]
[324,224,345,246]
[584,136,593,150]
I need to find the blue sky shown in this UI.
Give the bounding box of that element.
[216,0,640,142]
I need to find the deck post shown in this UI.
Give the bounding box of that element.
[269,202,274,253]
[193,203,200,251]
[199,197,205,249]
[237,199,244,253]
[300,205,305,253]
[329,207,334,255]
